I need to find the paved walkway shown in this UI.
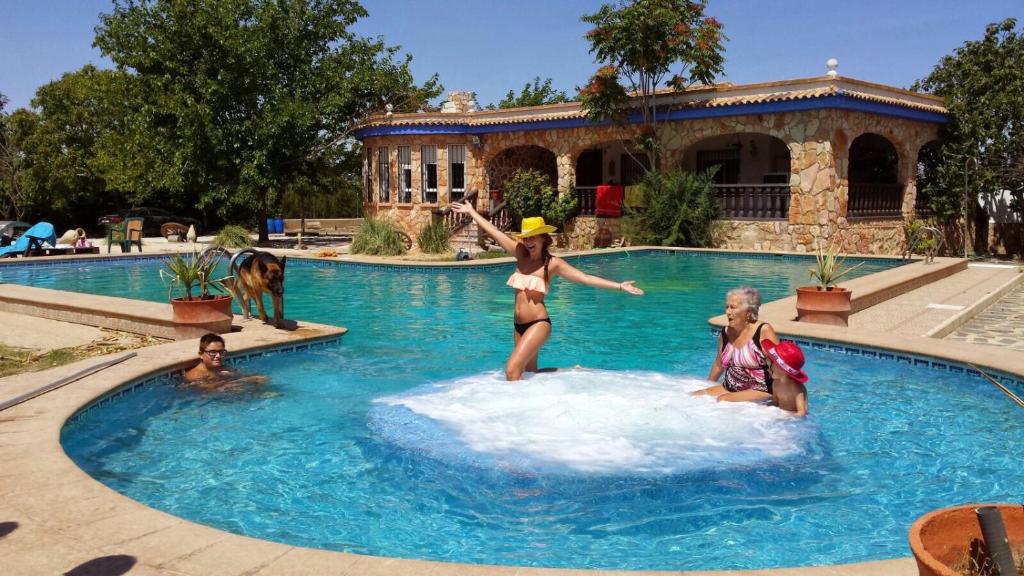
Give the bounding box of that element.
[0,311,101,352]
[948,282,1024,350]
[849,264,1022,337]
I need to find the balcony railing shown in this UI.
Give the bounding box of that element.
[914,191,933,218]
[716,184,790,220]
[848,183,903,219]
[575,186,597,216]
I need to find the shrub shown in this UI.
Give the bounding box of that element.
[417,219,451,253]
[210,225,253,249]
[503,168,578,228]
[541,184,578,228]
[504,169,548,220]
[351,217,407,256]
[903,218,941,255]
[623,168,722,247]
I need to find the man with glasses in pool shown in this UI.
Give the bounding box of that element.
[184,333,267,388]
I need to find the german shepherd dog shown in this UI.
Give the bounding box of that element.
[228,249,286,328]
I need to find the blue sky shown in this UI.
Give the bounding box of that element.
[2,0,1023,111]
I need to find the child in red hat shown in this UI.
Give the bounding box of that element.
[761,340,808,417]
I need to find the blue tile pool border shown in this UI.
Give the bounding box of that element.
[707,327,1024,390]
[0,248,910,275]
[0,254,169,269]
[63,336,343,427]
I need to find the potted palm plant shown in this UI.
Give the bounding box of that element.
[795,241,864,326]
[160,247,234,330]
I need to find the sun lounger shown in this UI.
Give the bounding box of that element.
[0,222,56,258]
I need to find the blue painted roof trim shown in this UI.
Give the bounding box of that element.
[354,94,946,139]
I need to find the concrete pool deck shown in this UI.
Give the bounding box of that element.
[1,249,1021,575]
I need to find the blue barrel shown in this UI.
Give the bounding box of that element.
[266,218,276,234]
[274,217,284,234]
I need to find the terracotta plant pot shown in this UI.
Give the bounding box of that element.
[795,286,852,326]
[170,295,234,334]
[909,503,1024,576]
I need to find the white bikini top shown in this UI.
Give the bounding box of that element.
[507,271,547,294]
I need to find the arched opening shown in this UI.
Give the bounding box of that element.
[486,145,557,210]
[573,141,648,215]
[682,132,791,219]
[915,140,941,217]
[848,133,901,219]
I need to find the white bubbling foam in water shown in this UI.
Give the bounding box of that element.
[372,369,809,475]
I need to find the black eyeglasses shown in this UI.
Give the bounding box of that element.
[201,349,227,357]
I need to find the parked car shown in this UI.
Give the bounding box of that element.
[0,220,31,247]
[98,208,202,237]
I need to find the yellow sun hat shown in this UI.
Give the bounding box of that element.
[514,216,557,238]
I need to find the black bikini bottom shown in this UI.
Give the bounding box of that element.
[514,317,551,336]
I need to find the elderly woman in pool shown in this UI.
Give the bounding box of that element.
[451,201,643,381]
[694,286,779,402]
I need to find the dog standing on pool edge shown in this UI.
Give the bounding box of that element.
[229,249,286,328]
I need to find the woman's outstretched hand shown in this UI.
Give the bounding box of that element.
[620,281,644,295]
[450,201,476,215]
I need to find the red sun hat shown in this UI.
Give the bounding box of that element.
[761,340,809,384]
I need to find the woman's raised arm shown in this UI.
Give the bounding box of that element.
[549,258,644,295]
[449,202,518,254]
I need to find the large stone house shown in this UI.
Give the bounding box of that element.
[353,68,946,254]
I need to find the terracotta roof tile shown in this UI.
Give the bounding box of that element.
[357,77,946,130]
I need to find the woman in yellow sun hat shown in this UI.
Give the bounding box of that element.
[451,201,643,381]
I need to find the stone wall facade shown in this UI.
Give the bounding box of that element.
[362,134,483,237]
[486,145,558,192]
[361,107,940,254]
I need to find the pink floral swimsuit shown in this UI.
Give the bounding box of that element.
[719,324,772,393]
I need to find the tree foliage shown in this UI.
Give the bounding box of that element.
[93,0,441,240]
[913,18,1024,226]
[0,93,33,220]
[580,0,726,166]
[487,77,570,109]
[0,67,140,225]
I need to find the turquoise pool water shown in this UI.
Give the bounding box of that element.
[13,252,1023,570]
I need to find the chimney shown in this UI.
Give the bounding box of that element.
[441,91,480,113]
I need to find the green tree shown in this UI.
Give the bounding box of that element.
[8,66,138,226]
[580,0,726,168]
[0,93,32,220]
[0,105,39,221]
[487,77,570,109]
[913,18,1024,253]
[94,0,441,242]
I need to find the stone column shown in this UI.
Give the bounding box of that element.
[556,152,575,194]
[789,140,837,227]
[900,145,920,219]
[467,143,488,211]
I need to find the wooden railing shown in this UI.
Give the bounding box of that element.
[716,184,790,220]
[487,201,513,232]
[575,186,598,216]
[848,183,903,219]
[430,192,515,249]
[433,190,479,236]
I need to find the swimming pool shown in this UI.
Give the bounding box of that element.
[14,252,1023,570]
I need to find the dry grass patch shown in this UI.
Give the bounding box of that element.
[0,330,171,378]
